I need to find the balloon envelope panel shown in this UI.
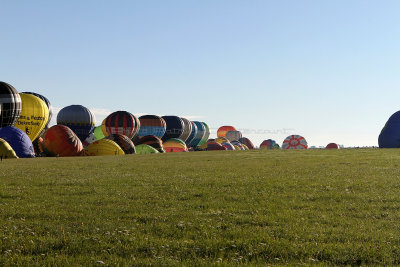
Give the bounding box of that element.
[0,127,34,158]
[81,139,124,156]
[222,142,235,150]
[282,135,308,149]
[0,138,18,159]
[161,116,184,141]
[105,134,136,154]
[0,81,22,127]
[137,115,166,138]
[105,111,138,139]
[217,126,236,138]
[43,125,83,157]
[57,105,96,141]
[15,94,49,141]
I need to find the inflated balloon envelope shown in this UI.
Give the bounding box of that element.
[0,81,22,128]
[0,138,18,159]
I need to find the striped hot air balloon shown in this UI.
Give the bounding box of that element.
[135,135,165,153]
[185,121,198,146]
[282,135,308,150]
[137,115,166,139]
[81,139,124,156]
[163,138,188,152]
[0,81,22,127]
[180,117,192,142]
[239,137,255,150]
[104,111,139,139]
[105,134,136,154]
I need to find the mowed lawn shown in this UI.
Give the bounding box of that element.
[1,149,400,266]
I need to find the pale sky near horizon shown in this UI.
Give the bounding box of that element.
[2,1,400,147]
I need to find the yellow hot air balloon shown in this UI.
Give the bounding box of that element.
[101,118,109,137]
[0,138,18,159]
[15,93,49,141]
[81,139,124,156]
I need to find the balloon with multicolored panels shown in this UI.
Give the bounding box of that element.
[0,138,18,159]
[260,139,276,149]
[137,115,166,139]
[135,135,165,153]
[104,111,139,139]
[105,134,136,154]
[206,141,226,151]
[43,125,83,157]
[239,137,255,150]
[217,126,236,138]
[57,105,96,142]
[222,142,235,150]
[161,116,184,141]
[0,81,22,128]
[15,93,49,141]
[282,135,308,149]
[81,139,124,156]
[0,127,35,158]
[163,138,188,152]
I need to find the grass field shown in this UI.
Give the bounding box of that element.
[1,149,400,266]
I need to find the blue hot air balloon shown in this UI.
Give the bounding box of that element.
[185,121,198,146]
[57,105,96,141]
[189,121,206,147]
[379,111,400,148]
[161,116,184,141]
[0,126,35,158]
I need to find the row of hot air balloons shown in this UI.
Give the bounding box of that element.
[0,81,342,159]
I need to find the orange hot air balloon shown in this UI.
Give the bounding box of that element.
[42,125,83,157]
[163,138,187,152]
[217,126,236,138]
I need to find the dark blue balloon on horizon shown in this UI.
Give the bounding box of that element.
[0,127,35,158]
[161,116,184,141]
[379,111,400,148]
[57,105,95,142]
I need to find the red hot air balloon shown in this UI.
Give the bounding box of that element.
[217,126,236,138]
[104,111,139,139]
[326,143,339,149]
[42,125,83,157]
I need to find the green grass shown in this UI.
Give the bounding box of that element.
[1,149,400,266]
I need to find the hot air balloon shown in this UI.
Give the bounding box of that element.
[32,137,44,156]
[239,137,255,150]
[136,144,159,154]
[188,121,206,147]
[43,125,83,157]
[82,125,108,147]
[0,138,18,159]
[206,141,226,151]
[180,117,192,142]
[260,139,276,149]
[0,81,22,127]
[81,139,124,156]
[282,135,308,149]
[137,115,166,139]
[185,121,198,146]
[104,111,139,139]
[217,126,236,138]
[231,140,245,150]
[221,142,235,150]
[0,127,35,158]
[225,130,242,142]
[15,93,49,142]
[105,134,136,154]
[57,105,96,141]
[135,135,165,153]
[378,111,400,148]
[21,92,52,129]
[197,122,210,147]
[161,116,184,141]
[326,143,339,149]
[163,138,188,152]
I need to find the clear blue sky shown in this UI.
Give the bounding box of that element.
[1,1,400,147]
